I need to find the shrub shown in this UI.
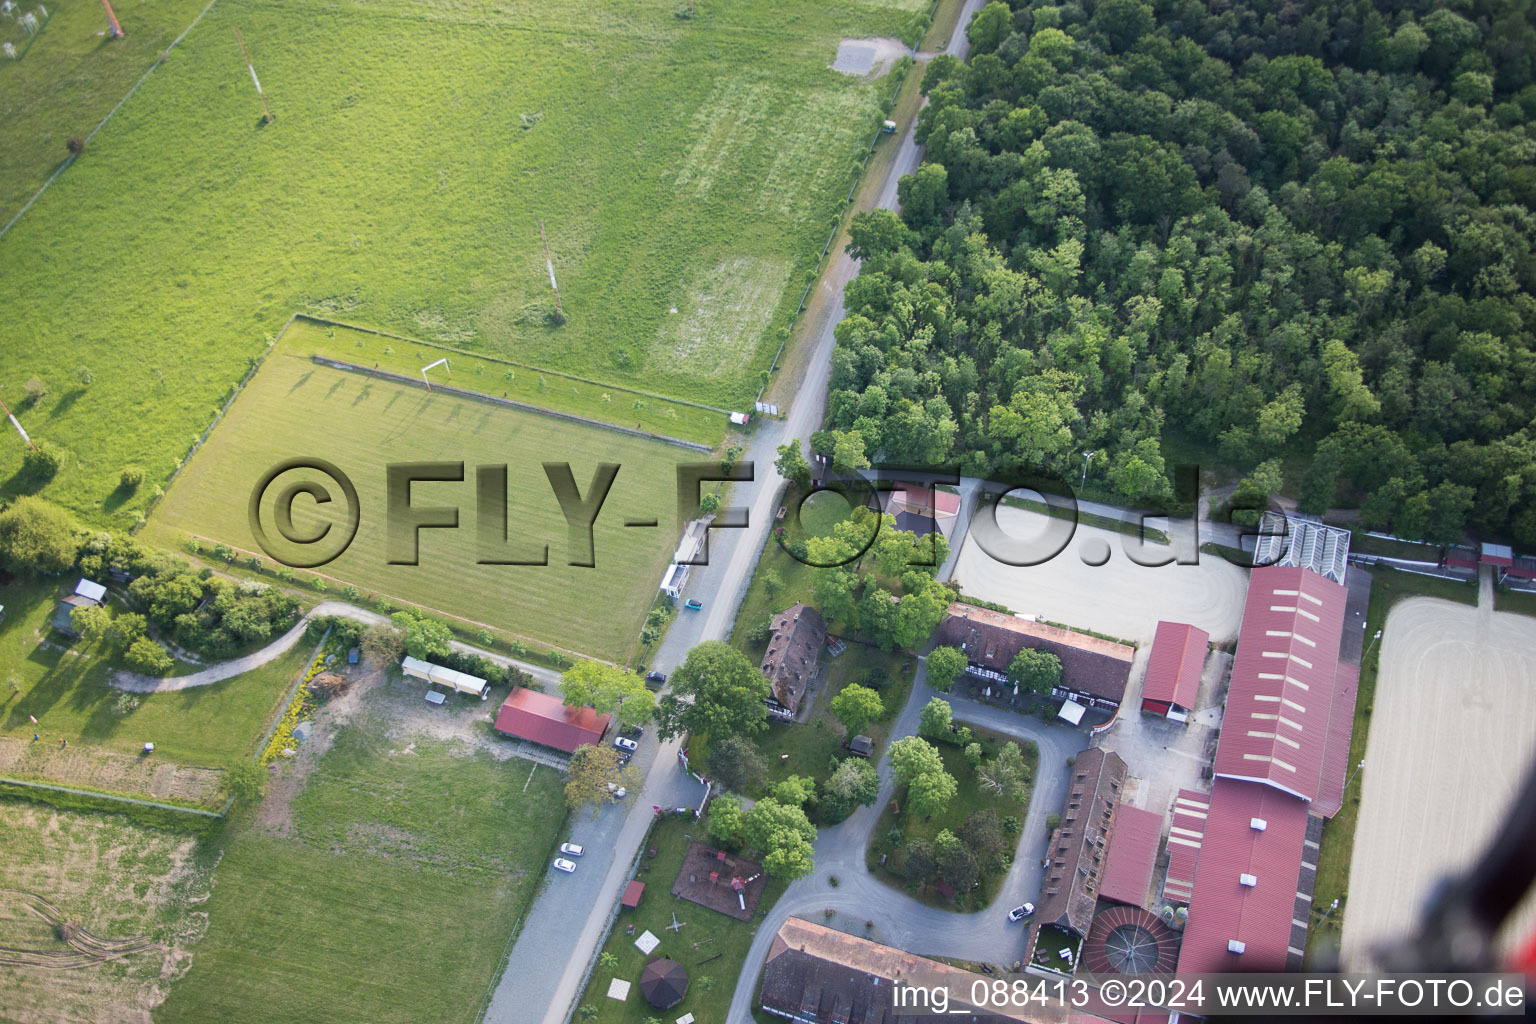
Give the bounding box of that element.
[19,441,66,486]
[66,137,85,155]
[1045,812,1061,835]
[223,760,267,806]
[22,376,47,405]
[111,691,140,716]
[746,618,772,646]
[119,465,145,491]
[124,637,174,676]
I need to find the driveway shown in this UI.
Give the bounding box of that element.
[485,6,990,1022]
[724,652,1084,1023]
[109,600,561,693]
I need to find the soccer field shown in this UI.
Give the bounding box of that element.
[145,349,689,661]
[0,0,920,521]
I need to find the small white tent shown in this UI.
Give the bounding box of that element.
[401,656,490,699]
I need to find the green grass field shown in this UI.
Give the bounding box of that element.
[0,0,213,223]
[0,577,303,768]
[143,348,685,661]
[0,0,918,525]
[156,714,568,1024]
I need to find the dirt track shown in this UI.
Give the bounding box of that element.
[951,507,1249,644]
[1340,596,1536,968]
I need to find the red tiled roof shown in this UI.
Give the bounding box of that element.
[1174,779,1311,974]
[1141,621,1208,712]
[888,485,961,517]
[1162,788,1209,904]
[621,880,645,908]
[1312,663,1360,818]
[1212,566,1347,803]
[1099,804,1164,907]
[937,604,1135,706]
[493,688,610,753]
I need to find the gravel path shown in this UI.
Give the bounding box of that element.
[108,601,561,693]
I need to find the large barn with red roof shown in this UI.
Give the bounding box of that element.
[493,688,611,753]
[1174,518,1357,977]
[1139,621,1209,721]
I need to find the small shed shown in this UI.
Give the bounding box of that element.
[1057,698,1087,726]
[728,411,749,425]
[640,958,689,1009]
[621,880,646,909]
[74,579,107,603]
[847,735,874,758]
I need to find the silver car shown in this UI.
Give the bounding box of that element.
[559,843,584,857]
[552,858,577,873]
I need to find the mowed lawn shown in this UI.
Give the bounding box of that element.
[157,719,568,1024]
[144,351,685,661]
[0,577,304,766]
[0,0,916,522]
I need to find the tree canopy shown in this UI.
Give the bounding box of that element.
[832,0,1536,545]
[924,645,969,692]
[830,683,883,738]
[559,660,654,729]
[1007,648,1062,696]
[655,641,768,741]
[0,496,77,576]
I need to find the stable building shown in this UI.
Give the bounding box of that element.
[760,917,1029,1024]
[1139,621,1208,722]
[935,603,1135,713]
[759,602,824,719]
[492,688,610,754]
[1038,747,1128,937]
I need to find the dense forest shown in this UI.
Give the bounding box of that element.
[826,0,1536,544]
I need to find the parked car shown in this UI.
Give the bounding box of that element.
[607,782,627,799]
[553,858,577,873]
[559,843,584,857]
[621,724,645,739]
[684,598,703,610]
[1008,903,1035,922]
[614,736,639,753]
[644,671,667,689]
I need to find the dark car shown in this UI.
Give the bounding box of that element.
[645,671,667,689]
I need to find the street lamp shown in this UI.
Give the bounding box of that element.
[1345,758,1365,792]
[1082,450,1097,488]
[1364,628,1383,659]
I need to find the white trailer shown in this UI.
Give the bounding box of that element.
[401,655,490,699]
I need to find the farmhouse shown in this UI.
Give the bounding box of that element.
[1139,621,1209,721]
[934,603,1134,712]
[51,578,106,636]
[759,602,824,719]
[760,917,1029,1024]
[493,688,610,753]
[1038,747,1128,936]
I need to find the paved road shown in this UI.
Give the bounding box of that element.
[486,7,988,1022]
[724,654,1084,1023]
[110,600,561,693]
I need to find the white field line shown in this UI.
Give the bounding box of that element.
[0,0,224,241]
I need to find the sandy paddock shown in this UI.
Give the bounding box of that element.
[1341,597,1536,968]
[950,506,1250,645]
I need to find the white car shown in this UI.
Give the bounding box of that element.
[607,782,627,799]
[559,843,584,857]
[614,736,638,753]
[1008,903,1035,922]
[552,858,577,873]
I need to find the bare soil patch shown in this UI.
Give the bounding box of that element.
[0,737,223,807]
[832,37,909,78]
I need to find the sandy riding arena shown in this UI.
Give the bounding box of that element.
[1341,597,1536,968]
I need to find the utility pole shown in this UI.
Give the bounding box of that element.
[100,0,122,37]
[0,392,37,450]
[233,26,274,123]
[539,219,563,317]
